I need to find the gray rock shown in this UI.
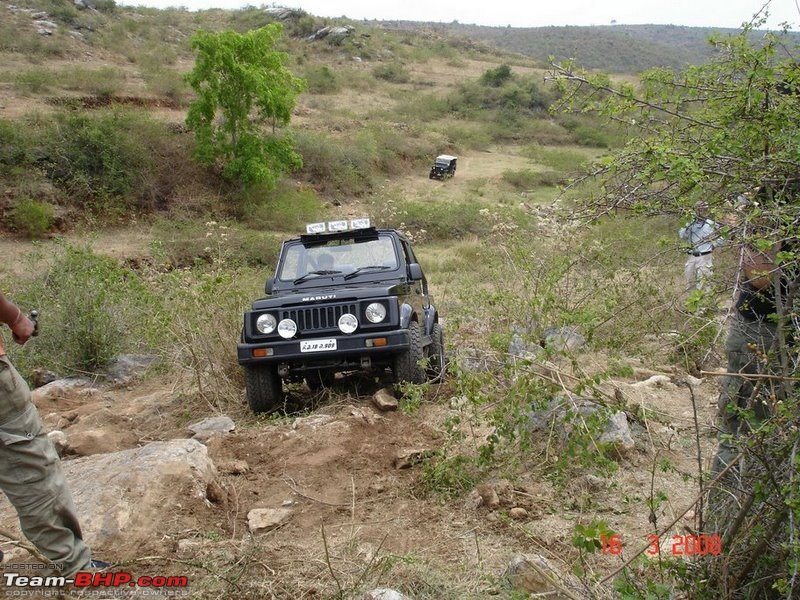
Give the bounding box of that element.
[34,19,58,28]
[394,448,432,469]
[30,378,96,403]
[31,368,59,388]
[0,440,218,550]
[64,427,139,457]
[309,25,354,43]
[264,7,299,20]
[247,508,292,533]
[73,0,93,7]
[371,388,398,412]
[598,411,636,455]
[363,590,411,600]
[188,415,235,437]
[456,348,493,373]
[528,396,635,456]
[543,326,586,352]
[508,333,536,358]
[509,507,529,520]
[104,354,160,383]
[505,554,569,598]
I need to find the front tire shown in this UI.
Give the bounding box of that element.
[244,364,284,413]
[393,321,425,384]
[426,323,446,381]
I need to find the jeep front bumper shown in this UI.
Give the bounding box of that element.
[237,329,410,368]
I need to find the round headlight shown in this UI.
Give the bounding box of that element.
[338,313,358,334]
[365,302,387,324]
[277,318,297,339]
[256,313,277,334]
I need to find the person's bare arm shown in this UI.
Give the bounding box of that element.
[0,291,34,344]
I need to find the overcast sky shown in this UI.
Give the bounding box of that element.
[114,0,800,29]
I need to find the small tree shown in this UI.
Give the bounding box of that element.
[186,24,305,188]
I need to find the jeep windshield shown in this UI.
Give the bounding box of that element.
[277,235,400,284]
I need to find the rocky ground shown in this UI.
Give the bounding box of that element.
[0,345,723,599]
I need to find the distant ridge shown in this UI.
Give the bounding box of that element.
[371,21,798,72]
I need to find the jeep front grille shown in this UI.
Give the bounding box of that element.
[280,303,358,333]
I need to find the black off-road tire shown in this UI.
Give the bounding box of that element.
[244,364,284,413]
[393,321,426,384]
[426,322,446,381]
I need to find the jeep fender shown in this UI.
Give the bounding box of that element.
[423,307,438,336]
[399,303,415,329]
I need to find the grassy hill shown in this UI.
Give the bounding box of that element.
[373,20,800,73]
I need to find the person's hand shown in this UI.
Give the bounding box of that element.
[11,316,35,345]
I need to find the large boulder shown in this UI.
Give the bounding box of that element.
[0,439,219,557]
[505,553,574,598]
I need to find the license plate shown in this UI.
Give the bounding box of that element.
[300,339,337,353]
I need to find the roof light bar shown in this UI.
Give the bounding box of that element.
[304,218,371,234]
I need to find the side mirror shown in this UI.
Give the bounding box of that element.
[265,277,275,295]
[408,263,423,281]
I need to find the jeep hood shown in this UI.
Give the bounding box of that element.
[251,283,412,310]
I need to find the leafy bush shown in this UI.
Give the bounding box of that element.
[372,62,410,83]
[60,66,126,96]
[480,64,513,87]
[0,118,33,171]
[502,168,563,189]
[39,109,170,214]
[7,199,55,238]
[558,115,627,148]
[241,181,326,232]
[13,69,53,94]
[303,65,339,94]
[8,245,154,376]
[524,143,589,172]
[294,130,374,196]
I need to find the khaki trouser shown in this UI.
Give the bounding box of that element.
[684,253,713,292]
[711,314,778,474]
[0,355,91,576]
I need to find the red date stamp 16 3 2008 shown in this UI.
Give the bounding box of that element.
[600,534,723,556]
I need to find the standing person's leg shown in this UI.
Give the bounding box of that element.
[685,256,699,291]
[711,316,777,474]
[0,356,92,576]
[696,253,713,291]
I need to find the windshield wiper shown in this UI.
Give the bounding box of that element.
[293,270,342,284]
[343,265,393,280]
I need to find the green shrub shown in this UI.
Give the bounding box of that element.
[502,168,563,189]
[8,245,154,376]
[303,65,339,94]
[241,181,326,233]
[294,130,374,196]
[39,109,174,215]
[7,199,55,238]
[0,118,33,170]
[13,69,53,94]
[60,66,126,96]
[480,64,513,87]
[372,62,410,83]
[524,143,589,172]
[558,115,627,148]
[142,68,189,102]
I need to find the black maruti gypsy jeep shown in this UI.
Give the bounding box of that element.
[429,154,457,180]
[237,220,445,413]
